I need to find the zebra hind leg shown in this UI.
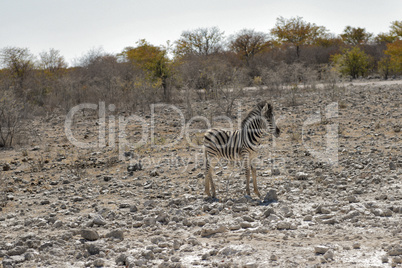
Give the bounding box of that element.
[204,156,217,198]
[204,158,211,197]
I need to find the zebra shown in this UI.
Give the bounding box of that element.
[203,101,280,198]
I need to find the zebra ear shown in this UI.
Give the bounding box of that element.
[261,103,269,116]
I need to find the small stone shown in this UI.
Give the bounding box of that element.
[295,172,308,180]
[103,176,113,182]
[276,221,291,230]
[201,252,210,260]
[86,244,100,255]
[389,162,396,170]
[81,229,100,241]
[7,246,27,256]
[92,214,107,226]
[263,208,275,217]
[244,262,257,268]
[271,168,281,176]
[129,205,138,212]
[270,254,278,261]
[352,242,360,249]
[53,220,63,228]
[127,163,142,172]
[72,196,84,202]
[346,195,358,203]
[315,245,330,254]
[264,189,278,202]
[93,258,105,267]
[173,240,181,250]
[40,200,50,205]
[3,163,11,171]
[200,224,226,237]
[382,255,389,263]
[324,249,334,260]
[119,203,130,209]
[150,169,159,177]
[240,222,253,229]
[105,229,124,240]
[303,215,313,221]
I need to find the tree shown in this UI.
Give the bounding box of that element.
[0,47,35,93]
[331,47,371,78]
[376,21,402,44]
[384,40,402,74]
[174,27,224,57]
[120,39,171,100]
[38,48,67,73]
[270,16,328,59]
[390,20,402,39]
[229,29,268,66]
[340,26,373,45]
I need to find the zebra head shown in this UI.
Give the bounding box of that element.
[261,102,280,138]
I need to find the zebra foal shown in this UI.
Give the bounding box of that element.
[203,101,280,198]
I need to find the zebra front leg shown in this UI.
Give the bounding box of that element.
[251,164,261,198]
[204,159,211,197]
[204,158,216,198]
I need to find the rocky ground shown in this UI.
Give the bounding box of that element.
[0,81,401,267]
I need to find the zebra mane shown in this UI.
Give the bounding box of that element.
[240,101,267,129]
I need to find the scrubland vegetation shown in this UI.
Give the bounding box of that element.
[0,17,401,147]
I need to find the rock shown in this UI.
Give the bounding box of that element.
[346,195,358,203]
[3,163,11,171]
[92,214,107,226]
[271,168,281,176]
[264,189,278,202]
[81,229,100,241]
[232,204,248,212]
[303,215,313,221]
[173,240,181,250]
[276,221,291,230]
[93,258,105,267]
[200,224,227,237]
[129,205,138,212]
[119,203,130,209]
[240,222,253,229]
[40,200,50,205]
[316,204,331,214]
[7,246,27,256]
[387,245,402,256]
[315,245,330,254]
[263,208,275,217]
[53,220,63,228]
[86,244,100,255]
[103,176,113,182]
[324,249,334,260]
[72,196,84,202]
[295,172,308,180]
[150,169,159,177]
[352,242,360,249]
[105,229,124,240]
[244,261,258,268]
[127,163,142,172]
[270,254,278,261]
[389,162,396,170]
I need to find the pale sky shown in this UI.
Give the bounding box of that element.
[1,0,401,65]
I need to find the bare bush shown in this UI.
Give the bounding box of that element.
[0,89,24,147]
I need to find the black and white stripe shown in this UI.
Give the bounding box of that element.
[203,101,280,198]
